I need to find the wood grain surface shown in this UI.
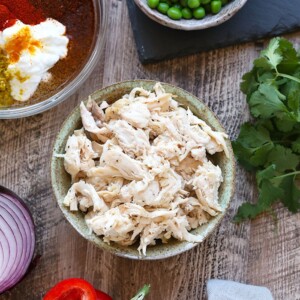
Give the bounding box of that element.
[1,1,300,299]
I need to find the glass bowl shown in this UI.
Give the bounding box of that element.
[0,0,107,119]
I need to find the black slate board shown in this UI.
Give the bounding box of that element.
[127,0,300,64]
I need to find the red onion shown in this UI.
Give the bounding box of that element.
[0,186,35,294]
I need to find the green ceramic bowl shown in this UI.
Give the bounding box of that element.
[51,80,235,260]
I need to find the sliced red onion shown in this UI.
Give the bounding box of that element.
[0,200,27,290]
[0,186,35,294]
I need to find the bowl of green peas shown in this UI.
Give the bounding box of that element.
[134,0,247,30]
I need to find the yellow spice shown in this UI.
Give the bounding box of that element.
[0,50,13,107]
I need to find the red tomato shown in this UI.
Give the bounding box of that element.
[96,289,113,300]
[43,278,97,300]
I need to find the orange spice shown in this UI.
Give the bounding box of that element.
[5,26,41,63]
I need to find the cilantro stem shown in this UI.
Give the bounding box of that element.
[277,73,300,84]
[272,171,300,180]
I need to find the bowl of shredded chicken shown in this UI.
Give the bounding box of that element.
[51,81,235,260]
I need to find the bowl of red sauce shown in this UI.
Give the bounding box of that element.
[0,0,106,119]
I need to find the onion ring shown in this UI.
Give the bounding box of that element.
[0,186,35,294]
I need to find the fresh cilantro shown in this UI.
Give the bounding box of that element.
[248,84,288,119]
[260,38,282,70]
[240,70,259,99]
[292,138,300,154]
[288,89,300,118]
[274,118,296,132]
[232,123,273,170]
[266,145,299,172]
[272,173,300,212]
[233,165,284,223]
[234,37,300,222]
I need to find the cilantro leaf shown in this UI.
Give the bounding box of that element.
[234,123,272,147]
[234,165,284,222]
[292,138,300,154]
[287,89,300,119]
[274,117,296,132]
[283,68,300,93]
[233,203,266,223]
[240,70,259,99]
[277,38,300,74]
[248,83,288,119]
[254,57,274,71]
[260,38,282,70]
[270,171,300,212]
[256,164,277,183]
[232,123,273,170]
[276,175,300,212]
[257,179,284,209]
[266,145,299,172]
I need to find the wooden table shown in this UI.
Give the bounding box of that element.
[1,1,300,299]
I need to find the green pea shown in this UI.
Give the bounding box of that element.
[211,0,222,13]
[157,2,170,14]
[193,6,205,19]
[180,0,188,7]
[187,0,201,9]
[167,7,182,19]
[201,0,211,3]
[182,7,193,19]
[147,0,159,9]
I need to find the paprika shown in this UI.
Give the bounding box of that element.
[0,0,45,31]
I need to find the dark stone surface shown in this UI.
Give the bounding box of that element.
[127,0,300,64]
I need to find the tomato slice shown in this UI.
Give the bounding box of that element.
[43,278,97,300]
[96,289,113,300]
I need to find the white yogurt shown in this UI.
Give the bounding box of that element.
[0,19,69,101]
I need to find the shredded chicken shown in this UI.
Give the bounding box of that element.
[62,83,229,255]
